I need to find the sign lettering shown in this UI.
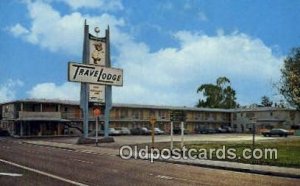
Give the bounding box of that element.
[68,62,123,86]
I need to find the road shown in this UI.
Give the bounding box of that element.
[0,138,299,186]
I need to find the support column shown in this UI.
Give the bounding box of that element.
[104,85,112,138]
[20,122,23,137]
[80,20,90,138]
[104,27,112,139]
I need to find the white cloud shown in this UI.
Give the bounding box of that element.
[27,82,79,101]
[0,79,23,102]
[58,0,123,11]
[9,1,125,55]
[9,24,29,37]
[10,1,284,106]
[113,31,283,106]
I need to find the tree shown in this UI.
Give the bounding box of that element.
[261,96,273,107]
[196,77,237,108]
[280,48,300,109]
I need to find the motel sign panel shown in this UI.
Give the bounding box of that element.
[89,37,107,103]
[68,62,123,86]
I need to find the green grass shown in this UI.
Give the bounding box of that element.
[133,138,300,168]
[183,138,300,168]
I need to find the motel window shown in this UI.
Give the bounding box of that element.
[64,107,68,112]
[4,106,8,113]
[222,113,229,121]
[246,112,255,118]
[205,113,209,120]
[158,110,167,119]
[290,112,295,121]
[121,110,128,119]
[195,112,201,120]
[212,113,217,120]
[149,110,155,117]
[132,110,140,119]
[233,113,237,120]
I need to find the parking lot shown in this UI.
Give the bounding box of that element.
[29,133,299,149]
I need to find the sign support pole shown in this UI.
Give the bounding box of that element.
[170,121,173,150]
[95,116,99,146]
[181,121,184,148]
[104,26,112,138]
[80,20,90,138]
[149,116,156,148]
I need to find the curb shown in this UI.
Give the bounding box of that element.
[117,152,300,179]
[21,141,118,156]
[160,159,300,179]
[21,141,76,151]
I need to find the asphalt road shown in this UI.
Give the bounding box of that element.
[0,138,299,186]
[0,162,72,186]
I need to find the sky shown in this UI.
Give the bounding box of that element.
[0,0,300,107]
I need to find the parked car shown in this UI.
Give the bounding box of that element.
[154,128,165,135]
[142,127,151,135]
[217,126,233,133]
[262,128,292,137]
[116,127,131,135]
[217,127,227,133]
[0,129,10,136]
[195,128,216,134]
[109,128,121,136]
[173,127,188,134]
[88,130,104,136]
[130,127,150,135]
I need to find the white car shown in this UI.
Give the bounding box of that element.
[115,127,131,135]
[154,128,165,135]
[109,128,121,136]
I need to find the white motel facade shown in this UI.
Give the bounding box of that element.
[0,99,299,137]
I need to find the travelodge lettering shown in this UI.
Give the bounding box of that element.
[69,63,123,86]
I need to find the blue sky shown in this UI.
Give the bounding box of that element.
[0,0,299,106]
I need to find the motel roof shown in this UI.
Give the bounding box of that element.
[0,99,297,113]
[0,99,232,113]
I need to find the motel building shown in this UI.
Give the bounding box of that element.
[0,99,299,137]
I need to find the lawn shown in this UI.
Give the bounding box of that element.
[183,138,300,168]
[133,137,300,168]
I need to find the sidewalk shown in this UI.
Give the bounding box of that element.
[22,139,300,179]
[22,140,119,156]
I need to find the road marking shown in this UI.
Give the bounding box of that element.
[0,173,23,177]
[154,174,203,184]
[156,175,173,180]
[0,159,89,186]
[73,159,94,164]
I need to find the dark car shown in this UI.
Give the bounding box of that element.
[130,127,150,135]
[88,130,104,137]
[173,127,188,135]
[0,129,10,136]
[195,128,216,134]
[262,128,291,137]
